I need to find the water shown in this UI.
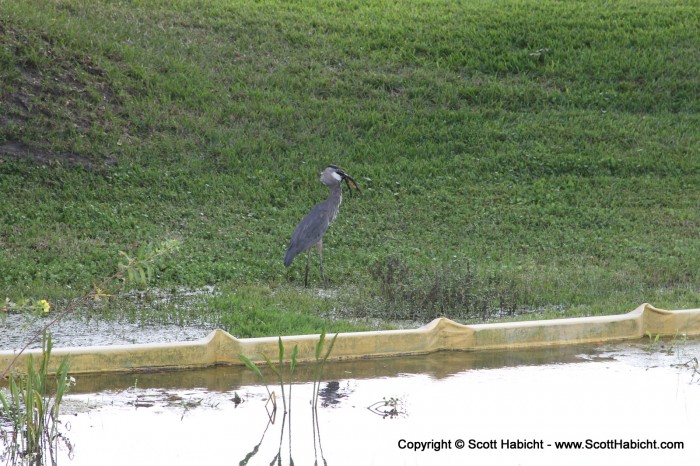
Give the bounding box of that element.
[0,287,219,349]
[53,338,700,465]
[0,313,214,349]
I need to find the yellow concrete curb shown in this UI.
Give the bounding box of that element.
[2,303,699,375]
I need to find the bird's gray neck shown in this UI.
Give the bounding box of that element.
[328,183,343,222]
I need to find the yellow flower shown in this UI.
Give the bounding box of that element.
[38,299,51,313]
[93,287,113,302]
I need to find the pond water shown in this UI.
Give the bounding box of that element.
[55,338,699,466]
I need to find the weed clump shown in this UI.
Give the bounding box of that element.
[368,256,524,322]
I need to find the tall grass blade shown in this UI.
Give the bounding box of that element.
[238,354,263,380]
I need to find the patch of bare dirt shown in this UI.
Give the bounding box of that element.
[0,140,113,168]
[0,19,123,168]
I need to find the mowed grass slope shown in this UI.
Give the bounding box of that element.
[1,0,698,335]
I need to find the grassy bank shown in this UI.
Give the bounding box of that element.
[1,0,699,337]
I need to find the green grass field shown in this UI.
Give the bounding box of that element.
[1,0,699,337]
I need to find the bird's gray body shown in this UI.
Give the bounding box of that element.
[284,184,341,267]
[284,165,359,286]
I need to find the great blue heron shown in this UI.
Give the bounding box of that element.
[284,165,360,287]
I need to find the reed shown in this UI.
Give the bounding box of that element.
[0,334,73,466]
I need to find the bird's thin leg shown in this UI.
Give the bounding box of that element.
[305,249,311,288]
[318,240,325,286]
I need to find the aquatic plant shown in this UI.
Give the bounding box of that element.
[644,331,662,352]
[644,330,689,355]
[238,354,276,423]
[238,339,301,464]
[367,397,406,419]
[261,337,298,415]
[643,331,700,384]
[311,330,338,410]
[238,329,337,413]
[239,331,336,466]
[0,334,73,466]
[672,356,700,385]
[309,330,338,466]
[239,337,299,422]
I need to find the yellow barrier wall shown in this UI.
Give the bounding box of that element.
[2,303,699,375]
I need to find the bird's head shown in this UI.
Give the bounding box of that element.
[321,165,361,194]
